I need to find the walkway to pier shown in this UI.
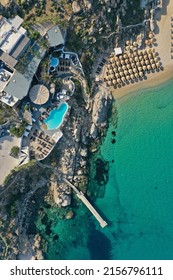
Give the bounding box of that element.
[63,178,108,228]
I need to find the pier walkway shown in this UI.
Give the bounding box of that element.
[63,178,108,228]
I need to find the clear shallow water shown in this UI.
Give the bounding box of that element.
[95,79,173,260]
[42,79,173,260]
[44,102,68,130]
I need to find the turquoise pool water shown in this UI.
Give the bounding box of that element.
[50,57,59,67]
[37,78,173,260]
[44,102,68,130]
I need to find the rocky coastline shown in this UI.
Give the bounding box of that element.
[0,83,113,260]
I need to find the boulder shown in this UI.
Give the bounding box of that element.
[66,210,74,219]
[84,0,92,11]
[90,123,98,138]
[72,1,82,14]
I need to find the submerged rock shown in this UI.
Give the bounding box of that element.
[66,210,74,219]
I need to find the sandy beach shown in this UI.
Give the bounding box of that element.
[112,0,173,100]
[0,135,20,185]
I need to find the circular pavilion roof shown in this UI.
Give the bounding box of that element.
[29,85,49,105]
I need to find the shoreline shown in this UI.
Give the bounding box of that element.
[111,0,173,101]
[112,65,173,100]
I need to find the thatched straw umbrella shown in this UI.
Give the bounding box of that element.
[121,59,125,65]
[152,64,156,69]
[127,64,131,69]
[124,70,128,75]
[133,68,137,73]
[130,57,133,63]
[135,73,139,78]
[134,51,137,56]
[117,78,121,84]
[118,66,122,72]
[144,55,148,60]
[126,40,130,45]
[123,54,128,59]
[113,68,117,74]
[150,59,154,64]
[140,60,145,65]
[107,81,111,86]
[116,73,120,78]
[147,48,152,54]
[119,55,123,60]
[125,59,129,64]
[133,42,138,47]
[117,60,121,66]
[120,72,124,77]
[129,69,133,74]
[130,74,134,80]
[135,57,139,62]
[149,38,154,45]
[122,65,127,70]
[145,60,149,65]
[138,50,143,55]
[136,61,140,67]
[149,32,153,39]
[110,74,114,79]
[138,66,142,71]
[139,55,143,61]
[143,65,147,71]
[122,77,126,82]
[147,65,151,70]
[148,54,152,59]
[109,69,113,74]
[126,46,130,52]
[113,80,117,85]
[110,58,114,63]
[126,75,130,80]
[139,71,144,77]
[145,39,149,45]
[156,62,160,68]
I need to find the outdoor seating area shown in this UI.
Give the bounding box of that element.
[49,53,71,75]
[104,48,162,88]
[30,129,55,160]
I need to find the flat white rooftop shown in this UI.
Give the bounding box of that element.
[1,32,22,54]
[0,20,11,44]
[114,47,122,56]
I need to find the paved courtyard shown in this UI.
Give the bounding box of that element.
[0,135,20,186]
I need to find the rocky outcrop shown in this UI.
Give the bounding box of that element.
[72,1,82,14]
[90,88,112,138]
[83,0,92,11]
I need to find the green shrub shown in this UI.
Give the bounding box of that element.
[10,121,27,138]
[10,146,19,158]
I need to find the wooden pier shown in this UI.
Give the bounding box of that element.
[63,178,108,228]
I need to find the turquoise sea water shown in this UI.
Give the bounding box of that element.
[44,102,68,130]
[42,79,173,260]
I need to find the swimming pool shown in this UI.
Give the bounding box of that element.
[44,102,68,130]
[50,57,59,68]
